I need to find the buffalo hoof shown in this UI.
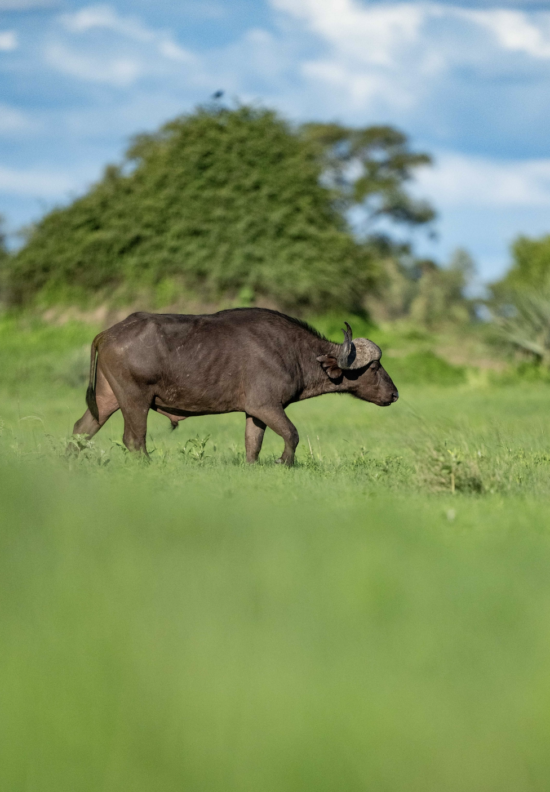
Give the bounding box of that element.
[275,457,294,467]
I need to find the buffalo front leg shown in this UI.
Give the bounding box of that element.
[109,375,151,457]
[252,407,299,467]
[121,405,149,456]
[245,414,266,463]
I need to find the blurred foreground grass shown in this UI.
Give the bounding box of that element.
[3,317,550,789]
[3,461,550,791]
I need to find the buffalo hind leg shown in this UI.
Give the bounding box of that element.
[251,407,298,467]
[73,408,100,439]
[67,408,102,454]
[68,407,117,455]
[68,368,120,453]
[245,414,266,463]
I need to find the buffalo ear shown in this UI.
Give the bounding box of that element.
[317,354,343,379]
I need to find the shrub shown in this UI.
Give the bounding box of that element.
[495,234,550,294]
[7,106,374,312]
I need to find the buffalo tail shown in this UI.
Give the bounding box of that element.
[85,334,102,421]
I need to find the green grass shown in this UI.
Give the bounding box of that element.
[3,318,550,790]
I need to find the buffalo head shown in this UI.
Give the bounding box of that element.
[317,322,399,406]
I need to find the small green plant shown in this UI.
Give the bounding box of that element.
[180,435,211,463]
[437,447,462,495]
[417,442,483,494]
[66,434,111,466]
[349,451,406,484]
[66,433,96,456]
[494,288,550,368]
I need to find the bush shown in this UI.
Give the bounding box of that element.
[491,288,550,368]
[495,234,550,294]
[367,248,476,326]
[7,106,375,312]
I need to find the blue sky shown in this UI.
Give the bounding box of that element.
[2,0,550,282]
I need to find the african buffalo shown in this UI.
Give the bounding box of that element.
[72,307,398,465]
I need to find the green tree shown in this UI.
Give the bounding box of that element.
[367,247,475,326]
[301,123,435,234]
[495,234,550,294]
[409,249,474,327]
[494,289,550,367]
[7,106,435,312]
[491,235,550,366]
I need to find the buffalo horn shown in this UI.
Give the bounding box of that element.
[337,322,353,369]
[337,322,382,370]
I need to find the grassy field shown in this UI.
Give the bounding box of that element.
[3,317,550,790]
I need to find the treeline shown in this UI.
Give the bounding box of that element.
[0,103,451,317]
[2,101,550,362]
[490,235,550,367]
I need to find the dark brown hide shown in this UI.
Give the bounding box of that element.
[72,308,398,465]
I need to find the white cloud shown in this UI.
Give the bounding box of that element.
[416,152,550,209]
[272,0,424,67]
[267,0,550,116]
[0,30,17,51]
[460,8,550,59]
[270,0,428,110]
[272,0,550,64]
[158,39,192,62]
[51,4,194,85]
[60,4,154,40]
[45,43,142,86]
[0,165,77,197]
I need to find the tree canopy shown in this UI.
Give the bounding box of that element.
[490,234,550,366]
[6,104,434,312]
[302,122,435,233]
[494,234,550,295]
